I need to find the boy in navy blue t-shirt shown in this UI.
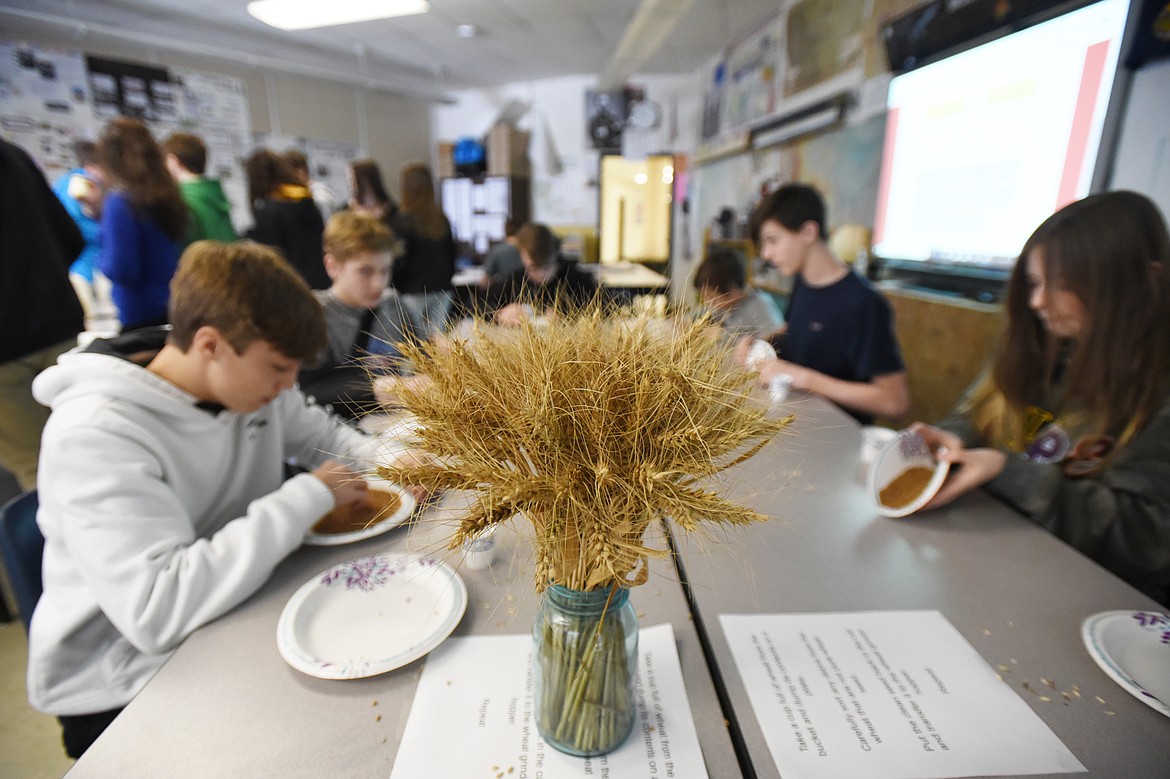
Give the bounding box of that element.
[738,184,909,424]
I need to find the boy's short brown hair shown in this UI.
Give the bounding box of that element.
[168,241,325,361]
[323,211,395,263]
[693,248,746,294]
[162,133,208,176]
[515,222,557,267]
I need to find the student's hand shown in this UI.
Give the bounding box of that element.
[910,423,962,460]
[312,460,369,509]
[430,332,455,354]
[910,423,1008,509]
[387,449,440,505]
[760,358,812,391]
[373,374,432,407]
[495,303,527,327]
[733,335,754,367]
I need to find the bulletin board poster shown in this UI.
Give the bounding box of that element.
[701,0,871,144]
[86,56,178,126]
[304,138,359,207]
[719,12,786,132]
[783,0,866,99]
[1,39,256,224]
[0,39,98,180]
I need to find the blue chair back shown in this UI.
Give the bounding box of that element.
[0,490,42,632]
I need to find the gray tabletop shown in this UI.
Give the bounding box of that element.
[671,393,1168,778]
[65,393,1169,778]
[67,497,739,778]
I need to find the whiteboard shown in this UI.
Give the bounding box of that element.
[1108,57,1170,223]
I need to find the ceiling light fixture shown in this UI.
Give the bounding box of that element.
[247,0,430,31]
[455,24,479,38]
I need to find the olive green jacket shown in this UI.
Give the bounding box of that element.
[939,384,1170,606]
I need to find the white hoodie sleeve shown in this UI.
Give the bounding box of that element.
[276,389,409,471]
[37,418,336,656]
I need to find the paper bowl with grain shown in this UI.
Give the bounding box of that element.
[868,430,950,518]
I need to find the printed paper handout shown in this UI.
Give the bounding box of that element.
[390,623,708,778]
[721,611,1085,779]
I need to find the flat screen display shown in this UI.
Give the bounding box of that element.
[872,0,1132,271]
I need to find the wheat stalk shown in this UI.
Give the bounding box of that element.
[377,306,792,593]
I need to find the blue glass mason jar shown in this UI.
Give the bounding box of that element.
[532,584,639,756]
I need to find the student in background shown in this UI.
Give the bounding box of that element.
[913,191,1170,606]
[481,217,524,286]
[28,240,419,757]
[692,247,783,340]
[96,118,188,330]
[0,138,84,491]
[348,158,398,226]
[50,140,108,318]
[737,183,909,424]
[244,148,328,290]
[164,132,238,243]
[299,211,414,420]
[285,149,343,222]
[488,222,598,326]
[392,163,456,339]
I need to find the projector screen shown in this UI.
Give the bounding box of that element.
[872,0,1132,272]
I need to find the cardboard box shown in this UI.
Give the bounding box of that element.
[486,124,531,177]
[437,141,455,179]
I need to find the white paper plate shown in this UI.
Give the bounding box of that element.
[277,552,468,679]
[1081,610,1170,717]
[303,479,416,547]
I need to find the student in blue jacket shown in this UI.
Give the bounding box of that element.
[96,118,187,330]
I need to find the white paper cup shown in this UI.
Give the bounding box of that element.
[462,527,498,570]
[860,426,898,466]
[746,339,775,371]
[768,374,793,403]
[868,430,949,518]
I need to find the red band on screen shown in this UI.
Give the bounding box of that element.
[1057,41,1110,208]
[873,107,900,246]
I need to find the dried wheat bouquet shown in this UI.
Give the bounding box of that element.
[378,308,793,592]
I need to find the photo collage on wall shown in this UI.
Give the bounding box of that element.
[1,38,252,213]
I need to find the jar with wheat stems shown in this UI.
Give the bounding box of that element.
[532,583,638,756]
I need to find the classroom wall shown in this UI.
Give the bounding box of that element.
[0,21,434,220]
[431,71,704,229]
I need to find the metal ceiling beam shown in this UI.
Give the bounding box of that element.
[596,0,697,91]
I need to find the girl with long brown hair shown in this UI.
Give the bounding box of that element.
[348,159,398,224]
[391,163,456,339]
[244,148,327,289]
[914,190,1170,604]
[96,117,187,329]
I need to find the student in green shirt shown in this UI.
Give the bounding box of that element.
[163,132,238,244]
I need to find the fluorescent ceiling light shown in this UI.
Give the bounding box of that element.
[247,0,429,31]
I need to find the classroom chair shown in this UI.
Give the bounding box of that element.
[0,490,42,633]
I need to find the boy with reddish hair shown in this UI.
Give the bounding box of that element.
[298,210,414,420]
